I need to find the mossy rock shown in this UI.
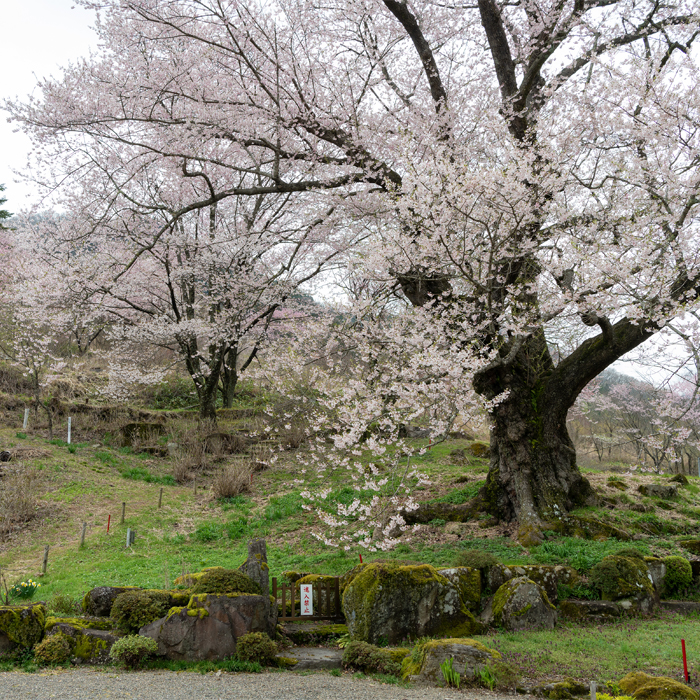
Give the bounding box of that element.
[679,540,700,556]
[619,672,699,700]
[283,621,347,645]
[548,515,632,542]
[281,571,312,584]
[468,441,490,458]
[121,422,165,446]
[669,474,689,486]
[535,679,588,699]
[662,556,693,596]
[45,616,114,632]
[437,567,481,611]
[588,556,655,603]
[0,603,45,648]
[401,638,500,684]
[342,562,479,644]
[82,586,141,617]
[491,577,557,631]
[608,478,629,491]
[173,566,224,588]
[190,568,260,596]
[342,640,402,675]
[488,564,578,603]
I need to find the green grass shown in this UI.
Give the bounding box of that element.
[482,612,700,684]
[118,465,176,486]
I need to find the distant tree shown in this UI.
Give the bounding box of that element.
[0,185,11,228]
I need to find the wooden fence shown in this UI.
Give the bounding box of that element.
[272,576,343,621]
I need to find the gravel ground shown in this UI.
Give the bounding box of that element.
[0,669,532,700]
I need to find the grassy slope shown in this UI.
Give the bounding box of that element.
[2,397,700,684]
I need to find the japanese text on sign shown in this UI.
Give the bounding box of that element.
[300,584,313,615]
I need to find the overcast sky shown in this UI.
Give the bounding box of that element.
[1,1,98,212]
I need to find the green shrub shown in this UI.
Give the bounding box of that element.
[235,632,277,665]
[111,590,171,633]
[109,635,158,669]
[190,569,261,596]
[33,633,73,666]
[342,641,401,676]
[663,556,693,595]
[456,549,500,569]
[48,592,78,616]
[588,556,651,599]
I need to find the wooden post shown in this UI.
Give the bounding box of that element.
[79,522,87,548]
[334,576,341,618]
[23,408,29,430]
[290,582,295,618]
[42,545,49,575]
[120,502,126,524]
[158,487,163,509]
[193,477,197,495]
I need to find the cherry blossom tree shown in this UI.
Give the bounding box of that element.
[6,0,700,542]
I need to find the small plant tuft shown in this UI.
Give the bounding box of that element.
[34,633,73,666]
[440,656,460,688]
[109,634,158,669]
[342,641,401,676]
[235,632,278,665]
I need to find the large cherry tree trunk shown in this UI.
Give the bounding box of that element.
[474,331,595,541]
[471,321,655,540]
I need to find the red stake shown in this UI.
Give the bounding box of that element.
[107,514,111,533]
[359,554,363,564]
[682,639,689,682]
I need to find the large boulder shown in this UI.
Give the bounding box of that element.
[401,638,500,684]
[0,603,45,650]
[487,564,578,604]
[140,592,275,661]
[82,586,140,617]
[620,672,699,700]
[437,567,481,612]
[491,577,557,631]
[588,555,657,612]
[342,563,480,645]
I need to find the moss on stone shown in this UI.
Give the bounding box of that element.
[173,566,224,587]
[190,568,260,596]
[620,672,699,700]
[45,616,113,632]
[387,647,410,664]
[0,603,45,648]
[438,567,481,611]
[558,601,585,620]
[73,633,108,661]
[401,638,500,680]
[589,556,654,601]
[34,631,73,665]
[343,563,479,644]
[276,656,299,668]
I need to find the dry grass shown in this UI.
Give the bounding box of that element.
[0,466,41,538]
[211,462,253,499]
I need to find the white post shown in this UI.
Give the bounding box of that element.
[67,417,72,445]
[22,408,29,430]
[590,681,597,700]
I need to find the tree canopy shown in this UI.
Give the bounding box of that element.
[4,0,700,545]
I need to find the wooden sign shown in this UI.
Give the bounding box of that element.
[300,583,313,615]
